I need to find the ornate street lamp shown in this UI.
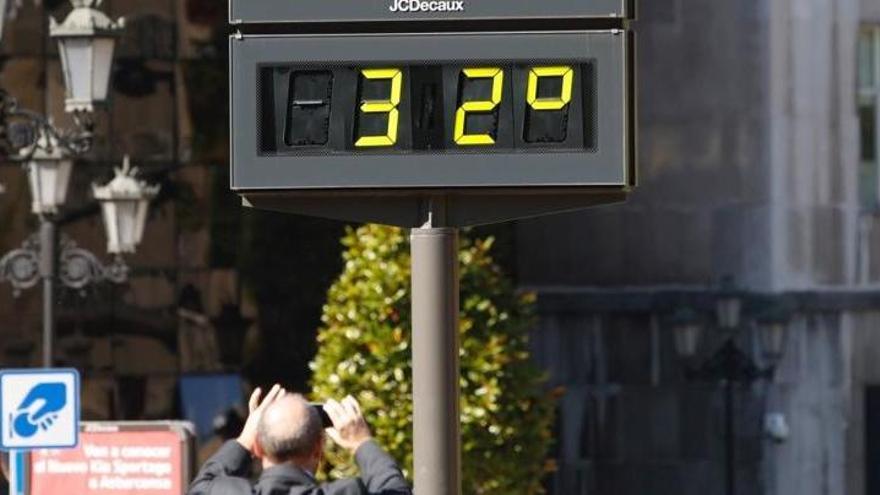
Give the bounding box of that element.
[92,156,160,255]
[0,0,128,368]
[0,157,158,365]
[50,0,124,113]
[21,128,73,215]
[669,281,792,495]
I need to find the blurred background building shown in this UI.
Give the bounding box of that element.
[523,1,880,494]
[1,0,879,494]
[0,0,345,437]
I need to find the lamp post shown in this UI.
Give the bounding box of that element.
[0,155,158,367]
[0,0,150,368]
[671,281,791,495]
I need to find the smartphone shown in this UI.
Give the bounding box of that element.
[310,403,333,428]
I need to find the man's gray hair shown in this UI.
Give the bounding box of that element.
[256,394,323,462]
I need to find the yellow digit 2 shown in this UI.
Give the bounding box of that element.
[454,67,504,146]
[355,68,402,147]
[527,66,574,110]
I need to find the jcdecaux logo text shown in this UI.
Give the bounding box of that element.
[389,0,465,12]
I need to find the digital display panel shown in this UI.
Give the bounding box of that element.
[231,31,634,191]
[259,63,595,154]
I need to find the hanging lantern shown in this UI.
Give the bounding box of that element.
[671,306,704,359]
[715,275,743,330]
[92,156,159,255]
[755,301,793,365]
[50,0,124,113]
[20,129,73,215]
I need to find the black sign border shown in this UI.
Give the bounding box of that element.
[230,31,633,191]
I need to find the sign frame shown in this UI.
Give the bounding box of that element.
[230,0,633,25]
[26,421,196,495]
[0,369,80,451]
[230,30,634,192]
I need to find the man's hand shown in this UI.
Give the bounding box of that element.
[324,395,372,453]
[237,384,285,455]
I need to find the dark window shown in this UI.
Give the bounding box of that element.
[865,386,880,494]
[859,28,879,209]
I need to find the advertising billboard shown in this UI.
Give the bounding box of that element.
[28,422,194,495]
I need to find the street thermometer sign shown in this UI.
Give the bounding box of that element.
[230,30,635,226]
[229,3,636,495]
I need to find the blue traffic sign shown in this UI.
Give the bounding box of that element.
[0,369,80,450]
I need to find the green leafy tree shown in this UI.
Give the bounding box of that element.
[311,224,556,494]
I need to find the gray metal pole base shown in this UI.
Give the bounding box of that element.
[411,226,461,495]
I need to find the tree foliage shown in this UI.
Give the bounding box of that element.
[311,224,556,494]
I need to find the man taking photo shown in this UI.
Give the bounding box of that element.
[188,384,412,495]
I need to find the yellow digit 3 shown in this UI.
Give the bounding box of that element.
[454,67,504,146]
[526,66,574,111]
[355,68,403,147]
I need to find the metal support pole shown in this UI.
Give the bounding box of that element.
[411,221,461,495]
[39,219,56,368]
[8,450,27,495]
[724,379,735,495]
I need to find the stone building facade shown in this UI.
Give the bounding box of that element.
[519,0,880,494]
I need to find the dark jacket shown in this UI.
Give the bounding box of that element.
[187,440,412,495]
